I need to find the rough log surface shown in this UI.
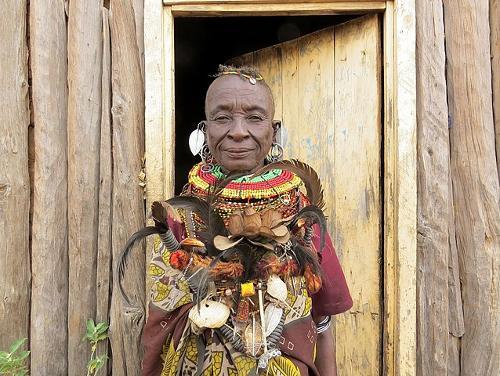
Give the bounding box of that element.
[443,0,500,374]
[96,8,113,374]
[67,0,103,373]
[29,0,68,373]
[0,0,31,351]
[416,0,452,374]
[491,0,499,178]
[109,0,146,374]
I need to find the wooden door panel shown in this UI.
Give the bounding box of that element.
[333,15,382,375]
[229,14,382,374]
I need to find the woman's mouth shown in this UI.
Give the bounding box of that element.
[224,148,254,158]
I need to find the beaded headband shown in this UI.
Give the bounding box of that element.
[220,70,264,85]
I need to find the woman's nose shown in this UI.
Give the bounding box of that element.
[227,118,250,141]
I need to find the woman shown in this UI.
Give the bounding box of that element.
[125,66,352,375]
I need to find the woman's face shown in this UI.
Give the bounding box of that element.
[204,75,277,173]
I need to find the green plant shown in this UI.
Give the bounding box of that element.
[0,338,30,376]
[83,319,109,376]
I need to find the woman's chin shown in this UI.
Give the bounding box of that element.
[219,159,263,174]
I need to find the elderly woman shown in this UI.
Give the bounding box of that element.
[136,66,352,375]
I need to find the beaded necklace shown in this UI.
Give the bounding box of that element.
[187,163,304,220]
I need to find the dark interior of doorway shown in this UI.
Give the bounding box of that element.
[174,16,356,193]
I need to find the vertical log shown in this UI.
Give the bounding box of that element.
[415,0,450,374]
[67,0,103,373]
[109,0,146,374]
[0,0,30,351]
[133,0,145,80]
[443,0,500,374]
[29,0,68,374]
[447,171,464,375]
[491,0,500,177]
[96,7,112,373]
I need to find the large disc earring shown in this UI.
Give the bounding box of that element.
[266,142,284,163]
[189,121,206,156]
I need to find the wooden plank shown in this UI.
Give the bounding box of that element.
[415,0,450,374]
[166,0,385,3]
[395,1,417,374]
[443,0,500,374]
[382,3,396,374]
[96,8,112,373]
[384,1,418,374]
[29,0,68,373]
[252,45,283,123]
[171,2,386,16]
[163,6,176,198]
[280,39,299,160]
[67,0,103,373]
[109,0,146,374]
[145,0,165,308]
[0,0,30,352]
[333,15,382,375]
[145,0,165,204]
[133,0,145,81]
[491,0,500,177]
[447,166,464,340]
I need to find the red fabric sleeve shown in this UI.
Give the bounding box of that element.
[310,224,353,317]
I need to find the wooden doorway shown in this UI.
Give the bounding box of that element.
[228,16,383,374]
[145,1,417,375]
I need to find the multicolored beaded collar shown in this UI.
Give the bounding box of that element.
[188,163,303,200]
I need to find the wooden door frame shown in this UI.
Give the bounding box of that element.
[144,1,416,375]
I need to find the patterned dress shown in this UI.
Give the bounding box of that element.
[142,164,352,376]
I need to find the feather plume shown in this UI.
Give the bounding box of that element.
[151,201,172,231]
[290,240,322,277]
[289,205,328,253]
[251,159,325,210]
[116,226,162,306]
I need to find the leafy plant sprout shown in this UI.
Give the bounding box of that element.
[83,319,109,376]
[0,338,30,376]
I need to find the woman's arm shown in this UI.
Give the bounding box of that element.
[314,316,337,376]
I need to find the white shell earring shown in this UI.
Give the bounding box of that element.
[189,121,206,156]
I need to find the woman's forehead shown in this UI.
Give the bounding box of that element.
[205,75,274,113]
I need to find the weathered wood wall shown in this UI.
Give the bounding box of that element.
[0,0,498,375]
[1,0,146,375]
[416,1,500,375]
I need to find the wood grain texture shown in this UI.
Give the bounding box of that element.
[67,1,103,373]
[109,0,146,374]
[491,0,500,177]
[415,0,451,374]
[232,17,382,374]
[394,1,417,373]
[145,0,165,204]
[170,2,385,16]
[96,8,112,373]
[133,0,145,80]
[163,7,175,197]
[382,4,397,373]
[443,0,500,374]
[333,16,382,374]
[163,7,176,198]
[144,0,165,307]
[0,0,30,351]
[29,0,68,373]
[166,0,385,3]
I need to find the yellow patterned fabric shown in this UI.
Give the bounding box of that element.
[148,235,315,376]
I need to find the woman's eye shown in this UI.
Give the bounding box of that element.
[214,115,231,122]
[248,115,263,122]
